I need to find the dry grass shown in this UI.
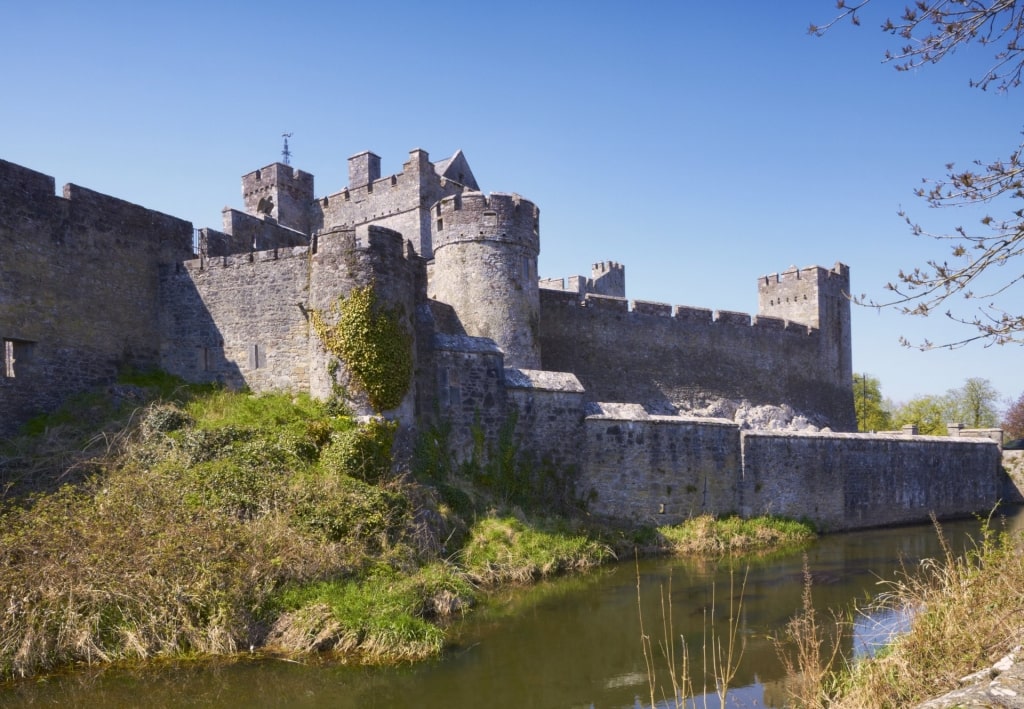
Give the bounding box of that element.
[772,513,1024,708]
[0,384,619,680]
[638,561,748,708]
[0,390,443,678]
[828,515,1024,708]
[773,560,847,708]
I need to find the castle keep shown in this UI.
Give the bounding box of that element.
[0,149,1003,531]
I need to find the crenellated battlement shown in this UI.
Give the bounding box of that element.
[319,166,413,212]
[760,262,849,289]
[432,191,540,253]
[543,259,625,298]
[539,290,817,337]
[181,223,414,276]
[593,260,622,274]
[311,148,472,259]
[757,262,850,328]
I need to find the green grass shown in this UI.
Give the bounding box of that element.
[656,514,816,556]
[267,563,474,661]
[459,516,614,585]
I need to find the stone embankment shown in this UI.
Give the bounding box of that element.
[917,645,1024,708]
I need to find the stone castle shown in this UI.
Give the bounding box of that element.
[0,148,1005,530]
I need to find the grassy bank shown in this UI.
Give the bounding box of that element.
[776,514,1024,708]
[0,377,813,681]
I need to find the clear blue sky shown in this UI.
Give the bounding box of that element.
[3,1,1021,409]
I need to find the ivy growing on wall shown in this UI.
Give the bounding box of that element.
[310,285,413,413]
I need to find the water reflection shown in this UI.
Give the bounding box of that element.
[4,507,1022,708]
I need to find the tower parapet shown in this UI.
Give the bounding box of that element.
[429,191,541,368]
[432,191,539,252]
[241,163,314,235]
[757,263,850,330]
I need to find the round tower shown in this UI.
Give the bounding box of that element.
[429,192,541,368]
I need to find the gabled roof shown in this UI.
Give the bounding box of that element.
[433,149,479,190]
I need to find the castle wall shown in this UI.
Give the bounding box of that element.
[158,247,311,392]
[758,264,853,415]
[205,209,308,257]
[580,407,741,524]
[431,334,508,463]
[740,432,1003,531]
[504,369,587,473]
[578,413,1000,531]
[1003,451,1024,504]
[0,159,193,436]
[540,261,626,298]
[241,163,314,235]
[539,289,854,429]
[159,224,423,419]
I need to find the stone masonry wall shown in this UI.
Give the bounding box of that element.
[431,193,541,368]
[0,159,194,436]
[580,406,741,524]
[430,334,508,464]
[307,225,423,420]
[580,417,1001,531]
[741,432,1003,531]
[212,209,308,256]
[504,369,587,473]
[1000,450,1024,504]
[158,247,311,392]
[160,224,423,420]
[539,289,852,429]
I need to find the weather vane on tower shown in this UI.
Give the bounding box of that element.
[281,133,293,166]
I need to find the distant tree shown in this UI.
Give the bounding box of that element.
[812,1,1024,348]
[853,373,893,431]
[947,377,1001,428]
[1003,391,1024,439]
[893,394,952,435]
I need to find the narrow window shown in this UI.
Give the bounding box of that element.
[436,218,443,231]
[248,344,266,369]
[3,340,14,378]
[438,369,449,407]
[3,339,33,379]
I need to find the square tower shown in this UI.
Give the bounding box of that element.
[241,163,314,235]
[758,262,852,392]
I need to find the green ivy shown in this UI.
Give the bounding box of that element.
[311,285,412,413]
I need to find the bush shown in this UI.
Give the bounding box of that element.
[319,418,396,483]
[460,516,613,586]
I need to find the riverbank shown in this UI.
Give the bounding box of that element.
[776,509,1024,708]
[0,376,813,682]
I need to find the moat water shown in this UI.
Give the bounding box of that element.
[5,506,1023,709]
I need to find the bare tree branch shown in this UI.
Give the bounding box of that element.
[817,1,1024,349]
